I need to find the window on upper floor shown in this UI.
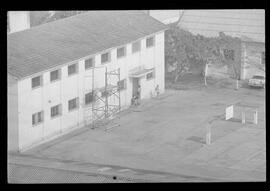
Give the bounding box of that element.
[132,40,141,53]
[68,63,78,76]
[32,75,42,89]
[117,79,127,91]
[50,69,61,82]
[101,52,111,64]
[32,111,44,126]
[146,36,155,48]
[223,49,235,61]
[117,46,126,58]
[85,92,94,105]
[146,71,155,80]
[51,104,62,118]
[68,97,79,111]
[85,57,95,70]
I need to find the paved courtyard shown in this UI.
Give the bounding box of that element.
[10,78,265,182]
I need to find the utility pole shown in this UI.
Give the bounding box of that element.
[105,67,108,118]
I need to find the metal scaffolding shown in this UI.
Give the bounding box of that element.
[83,66,121,129]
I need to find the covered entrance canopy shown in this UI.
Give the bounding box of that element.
[129,66,154,78]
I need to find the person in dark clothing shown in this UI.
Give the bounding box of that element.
[155,84,160,97]
[137,85,141,105]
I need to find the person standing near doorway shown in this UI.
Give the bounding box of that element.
[155,84,160,98]
[137,85,141,105]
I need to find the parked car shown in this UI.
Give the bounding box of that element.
[248,75,265,88]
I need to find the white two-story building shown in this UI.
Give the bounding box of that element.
[8,11,167,152]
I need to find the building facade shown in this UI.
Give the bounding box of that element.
[8,11,167,152]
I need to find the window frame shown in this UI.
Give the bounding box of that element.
[68,97,79,112]
[32,111,44,126]
[117,46,126,59]
[101,51,111,64]
[146,71,155,80]
[31,75,43,89]
[85,57,95,70]
[117,79,127,91]
[132,40,141,53]
[50,69,61,82]
[101,90,108,97]
[68,63,78,76]
[146,36,155,48]
[85,92,94,105]
[51,104,62,118]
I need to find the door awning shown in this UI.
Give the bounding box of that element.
[129,67,154,78]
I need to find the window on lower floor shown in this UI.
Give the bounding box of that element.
[85,92,94,105]
[146,71,155,80]
[68,97,79,111]
[51,104,62,118]
[117,79,127,91]
[32,111,44,126]
[101,90,108,97]
[32,75,42,89]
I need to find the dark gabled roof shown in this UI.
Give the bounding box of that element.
[8,11,167,79]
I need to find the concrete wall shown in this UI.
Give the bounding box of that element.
[16,31,165,151]
[8,74,19,152]
[241,41,265,80]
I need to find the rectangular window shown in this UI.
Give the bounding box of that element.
[117,79,126,91]
[146,71,154,80]
[85,92,94,105]
[85,57,95,70]
[32,111,44,126]
[101,52,111,64]
[101,90,108,97]
[146,36,155,48]
[50,69,61,82]
[51,104,62,118]
[32,75,42,89]
[117,46,126,58]
[261,52,265,65]
[68,97,79,111]
[132,41,141,53]
[68,63,78,76]
[223,49,235,61]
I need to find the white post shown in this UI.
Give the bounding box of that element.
[206,123,211,145]
[235,79,239,90]
[242,110,246,124]
[204,63,208,86]
[254,109,258,125]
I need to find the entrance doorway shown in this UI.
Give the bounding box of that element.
[132,78,140,97]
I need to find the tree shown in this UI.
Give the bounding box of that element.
[165,25,220,83]
[165,26,242,86]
